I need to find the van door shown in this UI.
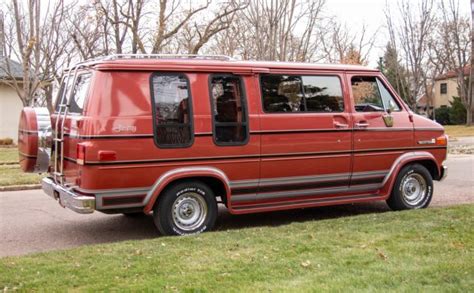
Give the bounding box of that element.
[256,73,353,204]
[349,74,414,191]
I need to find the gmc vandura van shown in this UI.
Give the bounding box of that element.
[18,54,447,235]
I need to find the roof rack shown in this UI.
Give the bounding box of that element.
[103,54,234,61]
[64,54,234,72]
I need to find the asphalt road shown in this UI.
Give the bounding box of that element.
[1,155,472,257]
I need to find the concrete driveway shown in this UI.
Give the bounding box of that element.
[1,155,472,257]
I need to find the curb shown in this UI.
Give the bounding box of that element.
[0,184,42,192]
[0,162,18,166]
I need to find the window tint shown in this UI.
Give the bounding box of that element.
[69,73,92,114]
[261,75,303,112]
[210,75,248,145]
[352,76,385,112]
[376,79,401,111]
[302,76,344,112]
[151,73,193,147]
[261,74,344,113]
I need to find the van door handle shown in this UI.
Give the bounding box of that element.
[334,122,349,129]
[355,122,369,128]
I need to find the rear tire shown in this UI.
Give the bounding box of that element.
[386,164,433,211]
[153,181,217,236]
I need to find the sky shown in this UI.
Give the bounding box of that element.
[324,0,472,67]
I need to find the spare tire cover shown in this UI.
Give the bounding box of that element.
[18,107,52,173]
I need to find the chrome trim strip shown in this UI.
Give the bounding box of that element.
[75,186,151,195]
[417,139,436,145]
[18,129,39,134]
[79,147,446,166]
[231,184,382,202]
[234,194,380,210]
[229,171,387,190]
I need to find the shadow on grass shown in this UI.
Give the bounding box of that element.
[113,201,391,236]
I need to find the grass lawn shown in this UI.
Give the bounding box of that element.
[1,205,473,291]
[0,148,18,163]
[0,148,43,186]
[0,165,43,186]
[444,125,474,138]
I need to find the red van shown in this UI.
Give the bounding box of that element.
[18,55,448,235]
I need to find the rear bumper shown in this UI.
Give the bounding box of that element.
[41,177,95,214]
[439,165,448,181]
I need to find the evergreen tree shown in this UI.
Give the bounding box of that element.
[380,43,410,104]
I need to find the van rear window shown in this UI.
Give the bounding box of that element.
[260,74,344,113]
[54,73,91,114]
[150,73,193,148]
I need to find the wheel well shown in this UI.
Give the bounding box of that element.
[407,159,439,180]
[159,176,228,206]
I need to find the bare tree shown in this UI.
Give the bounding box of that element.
[319,21,377,65]
[385,0,436,110]
[1,0,43,107]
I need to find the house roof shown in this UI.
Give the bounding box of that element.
[0,57,24,79]
[434,65,471,81]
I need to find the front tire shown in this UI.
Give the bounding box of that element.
[387,164,433,211]
[153,181,218,236]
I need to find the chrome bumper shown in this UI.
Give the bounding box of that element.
[41,177,95,214]
[439,165,448,181]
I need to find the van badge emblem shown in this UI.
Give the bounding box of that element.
[112,125,137,133]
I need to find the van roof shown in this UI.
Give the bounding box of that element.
[91,58,378,73]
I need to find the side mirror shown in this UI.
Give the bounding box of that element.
[383,110,394,127]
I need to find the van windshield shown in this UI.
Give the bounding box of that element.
[54,73,92,114]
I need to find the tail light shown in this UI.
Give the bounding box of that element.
[436,134,448,146]
[77,143,86,165]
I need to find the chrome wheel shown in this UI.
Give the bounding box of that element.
[401,173,427,205]
[172,192,208,232]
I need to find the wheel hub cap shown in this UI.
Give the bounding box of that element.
[401,173,427,205]
[172,192,207,232]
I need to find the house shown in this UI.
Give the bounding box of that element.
[0,57,24,143]
[432,66,470,108]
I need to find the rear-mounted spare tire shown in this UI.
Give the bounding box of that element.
[18,107,52,173]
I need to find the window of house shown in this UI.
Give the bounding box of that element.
[150,73,193,147]
[210,75,248,145]
[352,76,401,112]
[260,74,344,113]
[440,83,447,94]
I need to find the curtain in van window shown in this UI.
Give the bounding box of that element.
[151,74,192,147]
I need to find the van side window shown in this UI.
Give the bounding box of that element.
[302,76,344,112]
[352,76,401,112]
[261,75,303,112]
[210,75,248,145]
[150,73,193,147]
[352,76,385,112]
[69,73,92,114]
[261,74,344,113]
[376,78,401,111]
